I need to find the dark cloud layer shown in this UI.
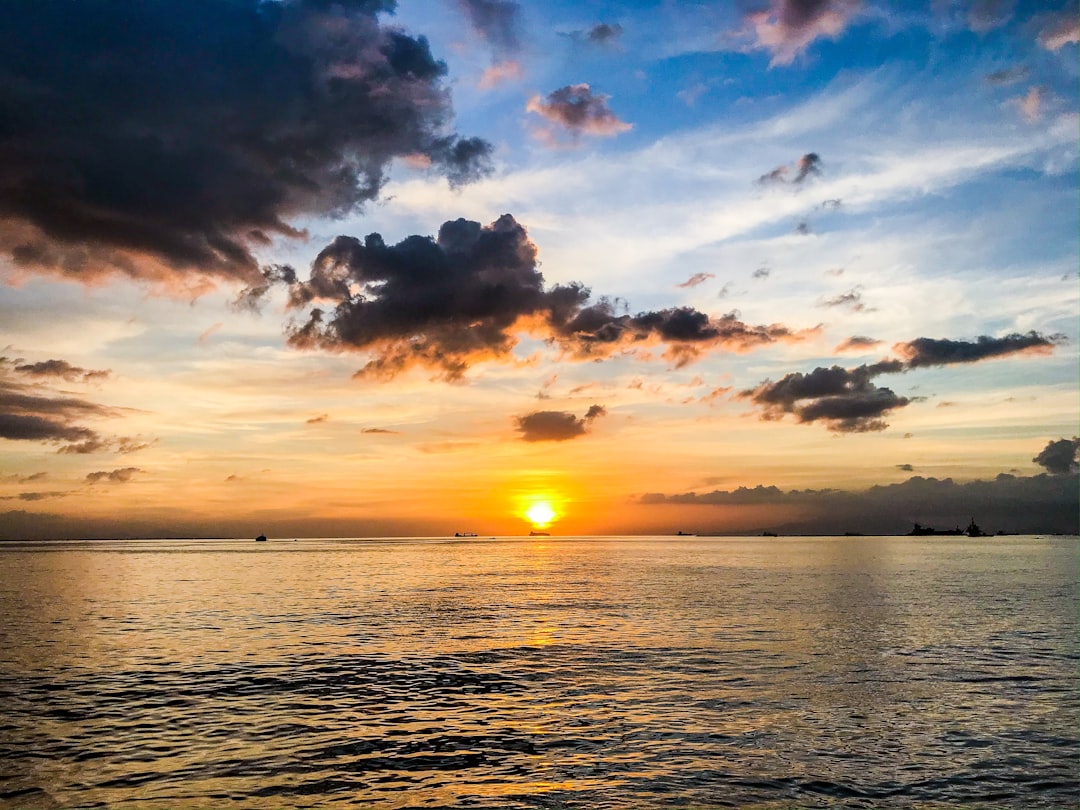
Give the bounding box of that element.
[895,332,1061,367]
[1033,437,1078,475]
[516,404,605,442]
[0,380,115,450]
[271,215,805,379]
[0,0,491,285]
[641,469,1078,535]
[0,365,147,453]
[744,331,1063,432]
[7,359,110,383]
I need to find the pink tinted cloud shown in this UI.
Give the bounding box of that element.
[746,0,861,66]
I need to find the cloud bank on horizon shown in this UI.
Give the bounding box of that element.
[0,0,1077,537]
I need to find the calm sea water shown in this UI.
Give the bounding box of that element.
[0,535,1076,809]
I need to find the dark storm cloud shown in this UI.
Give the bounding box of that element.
[550,304,802,368]
[640,470,1078,535]
[757,152,821,186]
[739,360,909,433]
[0,0,491,285]
[278,215,806,379]
[677,272,715,289]
[10,359,110,383]
[1032,437,1078,475]
[895,332,1062,368]
[458,0,523,55]
[86,467,142,484]
[527,85,632,139]
[515,404,605,442]
[744,331,1063,433]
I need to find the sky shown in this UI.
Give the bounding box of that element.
[1,0,1077,539]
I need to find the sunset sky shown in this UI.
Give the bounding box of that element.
[1,0,1077,539]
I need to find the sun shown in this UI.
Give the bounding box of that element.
[525,500,557,529]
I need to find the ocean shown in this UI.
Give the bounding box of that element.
[0,535,1076,809]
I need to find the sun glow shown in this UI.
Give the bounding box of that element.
[524,500,557,529]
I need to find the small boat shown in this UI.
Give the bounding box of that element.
[529,530,549,536]
[255,534,267,542]
[454,531,478,537]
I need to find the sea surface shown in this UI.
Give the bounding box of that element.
[0,535,1076,809]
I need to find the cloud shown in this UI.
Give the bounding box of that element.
[639,470,1078,535]
[85,467,142,484]
[9,359,110,383]
[526,84,632,143]
[0,491,70,502]
[817,285,874,312]
[835,335,881,352]
[1016,86,1045,122]
[515,404,606,442]
[894,332,1062,368]
[0,362,140,452]
[362,427,399,434]
[478,60,523,89]
[306,414,329,424]
[677,272,715,288]
[0,380,116,451]
[1038,12,1079,50]
[745,0,861,66]
[458,0,522,56]
[0,0,491,287]
[984,65,1029,85]
[1032,437,1078,475]
[896,463,914,471]
[757,152,821,185]
[277,215,807,379]
[560,22,624,48]
[587,23,624,45]
[739,360,909,433]
[753,266,771,279]
[743,331,1063,432]
[967,0,1014,33]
